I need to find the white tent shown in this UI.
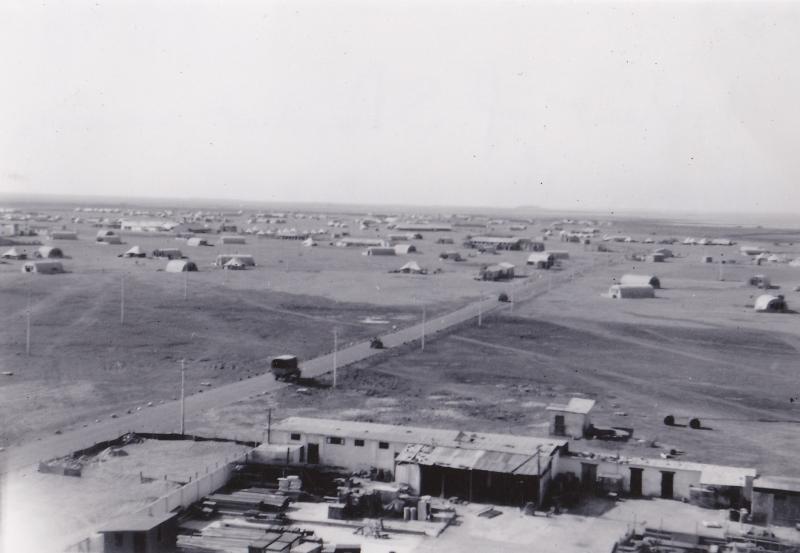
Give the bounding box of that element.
[1,247,26,259]
[608,284,655,299]
[223,258,247,270]
[303,238,317,247]
[399,261,425,274]
[36,246,63,259]
[165,260,198,272]
[122,245,146,258]
[754,294,787,313]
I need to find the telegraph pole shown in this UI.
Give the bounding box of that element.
[26,293,31,356]
[120,273,125,324]
[421,304,426,352]
[333,327,338,389]
[184,272,188,300]
[477,292,483,327]
[180,358,186,435]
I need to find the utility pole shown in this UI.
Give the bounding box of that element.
[26,292,31,357]
[184,272,188,300]
[421,304,426,352]
[180,358,186,435]
[120,273,125,325]
[333,327,338,389]
[477,291,482,327]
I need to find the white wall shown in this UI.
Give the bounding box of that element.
[270,430,403,472]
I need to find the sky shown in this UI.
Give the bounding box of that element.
[1,0,799,214]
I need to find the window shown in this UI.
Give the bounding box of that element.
[378,442,389,450]
[290,433,301,441]
[354,439,365,447]
[327,436,344,445]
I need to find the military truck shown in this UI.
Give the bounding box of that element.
[270,355,301,381]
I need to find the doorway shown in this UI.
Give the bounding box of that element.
[629,468,643,497]
[554,415,566,435]
[660,471,674,499]
[581,463,597,493]
[307,443,319,464]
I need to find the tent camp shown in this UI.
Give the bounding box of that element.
[220,236,246,245]
[121,246,146,258]
[1,247,27,260]
[399,261,426,274]
[394,244,416,255]
[215,254,255,267]
[35,246,63,259]
[527,252,554,269]
[22,260,64,274]
[620,274,661,289]
[165,260,198,272]
[754,294,787,313]
[186,237,211,247]
[608,284,655,299]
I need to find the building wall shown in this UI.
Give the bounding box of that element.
[102,521,177,553]
[752,489,800,526]
[549,411,588,438]
[557,456,702,500]
[269,430,404,472]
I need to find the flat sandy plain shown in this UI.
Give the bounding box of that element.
[1,206,799,480]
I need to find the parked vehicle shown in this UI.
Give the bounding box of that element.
[270,355,301,381]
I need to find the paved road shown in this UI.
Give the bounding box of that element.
[0,265,598,475]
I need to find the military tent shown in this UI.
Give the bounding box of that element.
[165,260,198,272]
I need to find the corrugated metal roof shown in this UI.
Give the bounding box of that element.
[272,417,566,457]
[396,444,548,476]
[753,476,800,493]
[700,466,757,488]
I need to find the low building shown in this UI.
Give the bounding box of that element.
[646,253,665,263]
[97,511,178,553]
[186,237,211,247]
[546,398,595,438]
[363,247,396,256]
[466,236,534,251]
[152,248,183,260]
[22,260,64,274]
[165,260,198,272]
[393,223,452,232]
[50,230,78,240]
[544,250,569,260]
[620,274,660,289]
[746,274,771,289]
[740,245,766,256]
[1,247,27,260]
[268,417,567,506]
[336,237,388,248]
[608,284,655,299]
[439,251,463,261]
[751,475,800,526]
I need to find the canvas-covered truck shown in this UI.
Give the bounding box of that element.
[270,355,301,381]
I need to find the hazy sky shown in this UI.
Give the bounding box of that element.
[1,0,799,213]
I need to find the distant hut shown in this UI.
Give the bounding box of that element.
[620,274,661,289]
[152,248,183,260]
[165,260,198,272]
[223,258,248,270]
[439,251,463,261]
[22,260,64,274]
[186,237,211,247]
[478,262,515,281]
[747,275,771,289]
[302,238,317,247]
[608,284,655,299]
[652,248,674,258]
[527,252,554,269]
[646,253,665,263]
[49,230,78,240]
[215,254,255,267]
[754,294,787,313]
[96,230,122,245]
[701,255,714,263]
[220,236,246,245]
[394,244,416,255]
[121,246,146,258]
[35,246,63,259]
[1,247,27,260]
[544,250,569,260]
[364,247,396,256]
[398,261,426,274]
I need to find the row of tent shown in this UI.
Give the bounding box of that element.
[2,246,65,260]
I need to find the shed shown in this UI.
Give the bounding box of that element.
[394,244,416,255]
[165,260,198,272]
[478,263,515,281]
[754,294,787,313]
[652,248,674,258]
[544,250,569,260]
[608,284,655,299]
[224,258,248,270]
[122,246,146,258]
[646,253,665,263]
[364,247,396,256]
[22,261,64,274]
[220,235,246,245]
[701,255,713,263]
[546,398,595,438]
[302,238,317,247]
[620,274,660,289]
[97,511,178,553]
[439,251,463,261]
[1,247,27,260]
[35,246,63,259]
[152,248,183,260]
[97,235,122,245]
